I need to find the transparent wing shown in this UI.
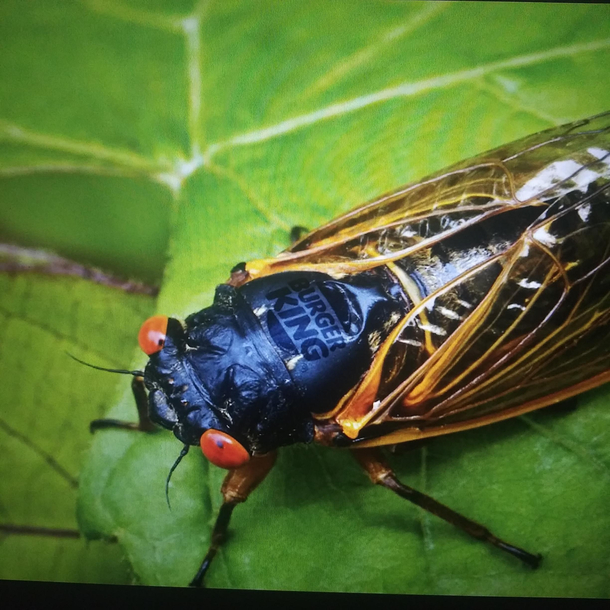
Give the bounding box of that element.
[329,112,610,442]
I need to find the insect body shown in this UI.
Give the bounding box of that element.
[91,112,610,586]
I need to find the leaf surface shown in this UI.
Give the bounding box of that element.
[0,271,155,583]
[1,0,609,594]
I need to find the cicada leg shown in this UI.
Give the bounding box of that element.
[290,225,309,244]
[353,448,542,569]
[190,451,277,587]
[90,376,156,433]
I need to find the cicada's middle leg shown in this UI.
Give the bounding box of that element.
[90,376,156,433]
[353,448,542,569]
[290,225,309,244]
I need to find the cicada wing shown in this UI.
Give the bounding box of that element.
[322,113,610,442]
[336,175,610,443]
[245,111,610,282]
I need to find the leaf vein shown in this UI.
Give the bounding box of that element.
[416,446,436,586]
[305,1,447,99]
[0,418,79,488]
[79,0,185,32]
[0,163,165,184]
[0,303,131,371]
[0,120,170,175]
[205,161,292,232]
[473,78,562,126]
[205,37,610,158]
[180,4,208,157]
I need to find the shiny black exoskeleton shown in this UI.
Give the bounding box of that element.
[143,269,407,455]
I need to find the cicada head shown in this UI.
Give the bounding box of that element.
[139,285,314,468]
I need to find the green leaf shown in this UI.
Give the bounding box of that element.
[1,0,609,594]
[0,271,155,583]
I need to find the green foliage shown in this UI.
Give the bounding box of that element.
[0,273,154,583]
[1,0,609,594]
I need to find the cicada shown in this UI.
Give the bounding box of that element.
[87,111,610,586]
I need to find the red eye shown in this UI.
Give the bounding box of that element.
[138,315,168,355]
[200,429,250,469]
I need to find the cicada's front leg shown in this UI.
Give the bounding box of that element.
[353,448,542,569]
[90,376,156,433]
[190,451,277,587]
